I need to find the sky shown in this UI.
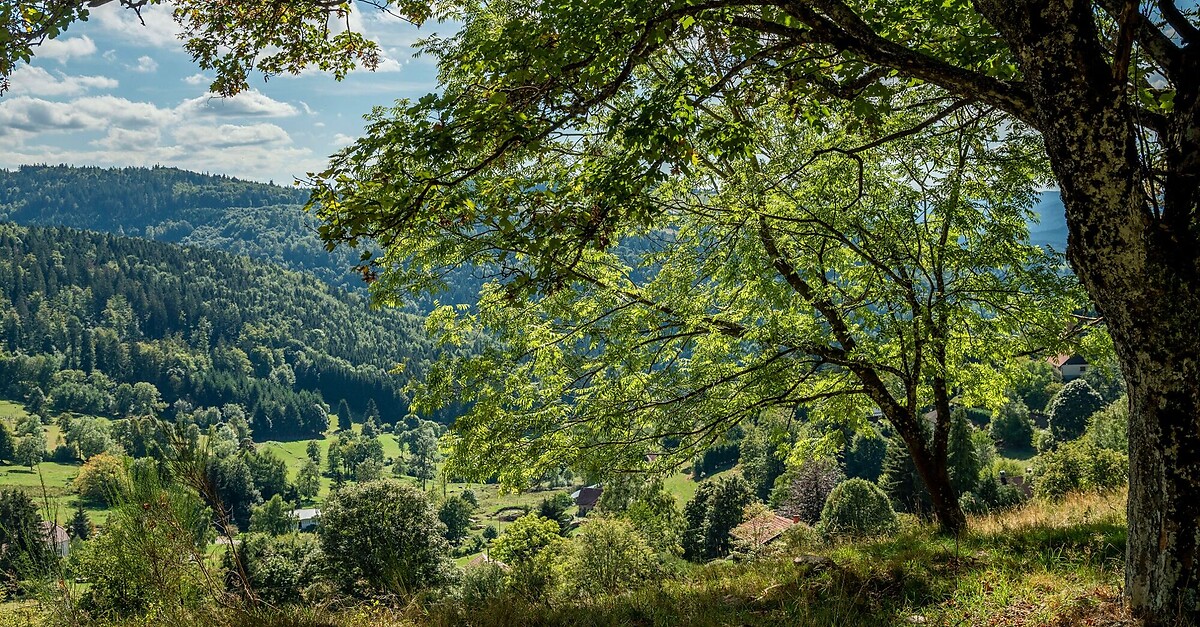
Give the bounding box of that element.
[0,4,447,183]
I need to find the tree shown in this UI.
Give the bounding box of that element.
[15,2,1200,619]
[74,452,131,506]
[437,494,474,544]
[681,475,754,562]
[879,435,930,517]
[66,415,113,460]
[68,501,92,541]
[317,479,453,594]
[0,421,14,462]
[335,399,351,432]
[596,474,684,555]
[772,455,844,526]
[407,424,441,490]
[361,417,379,439]
[536,493,574,535]
[991,398,1035,452]
[362,398,379,424]
[245,449,289,500]
[296,459,321,502]
[1048,379,1106,444]
[15,431,45,468]
[490,514,564,567]
[946,409,981,496]
[305,440,321,465]
[0,489,51,579]
[739,424,786,502]
[844,431,887,483]
[249,494,296,536]
[1013,360,1062,414]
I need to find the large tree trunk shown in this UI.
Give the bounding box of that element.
[971,3,1200,621]
[897,422,967,534]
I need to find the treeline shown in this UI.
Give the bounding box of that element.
[0,224,471,437]
[0,165,485,306]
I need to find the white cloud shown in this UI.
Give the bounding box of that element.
[0,97,106,132]
[173,123,291,149]
[38,36,98,63]
[331,133,357,148]
[183,73,211,86]
[177,90,300,118]
[91,4,180,49]
[5,67,118,97]
[132,56,159,73]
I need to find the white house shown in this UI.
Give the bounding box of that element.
[1048,354,1090,381]
[289,508,321,531]
[39,521,69,557]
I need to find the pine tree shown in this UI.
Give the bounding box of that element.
[335,399,351,432]
[362,398,379,423]
[0,422,14,462]
[67,502,91,540]
[879,436,930,516]
[946,409,981,496]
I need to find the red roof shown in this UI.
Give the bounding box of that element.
[731,512,795,546]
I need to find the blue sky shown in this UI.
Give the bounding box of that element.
[0,4,445,183]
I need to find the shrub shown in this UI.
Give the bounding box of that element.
[1086,396,1128,452]
[565,518,658,596]
[460,561,507,607]
[990,398,1034,451]
[816,478,898,537]
[225,532,322,604]
[1047,379,1105,443]
[317,478,455,595]
[1032,440,1128,500]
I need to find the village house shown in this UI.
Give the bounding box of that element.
[39,521,70,558]
[289,507,321,531]
[570,484,603,515]
[730,511,796,549]
[1048,354,1090,381]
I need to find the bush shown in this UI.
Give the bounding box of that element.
[565,518,658,596]
[317,478,455,595]
[1047,379,1105,443]
[816,478,898,537]
[990,398,1034,451]
[1086,396,1128,452]
[491,514,570,599]
[460,561,507,607]
[1032,440,1128,500]
[225,532,322,604]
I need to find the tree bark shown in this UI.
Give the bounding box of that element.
[896,416,967,535]
[969,2,1200,621]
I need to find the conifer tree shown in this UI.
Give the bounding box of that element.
[67,502,91,541]
[879,436,930,517]
[947,409,981,496]
[335,399,351,432]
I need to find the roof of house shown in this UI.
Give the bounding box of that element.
[466,553,509,570]
[730,512,795,546]
[39,521,69,545]
[1048,353,1089,368]
[289,508,321,520]
[570,485,603,508]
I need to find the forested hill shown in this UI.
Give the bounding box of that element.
[0,165,366,291]
[0,224,466,438]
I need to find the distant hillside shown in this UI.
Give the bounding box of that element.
[0,224,469,437]
[0,165,369,292]
[1030,191,1068,253]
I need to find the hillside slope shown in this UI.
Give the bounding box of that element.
[0,224,467,437]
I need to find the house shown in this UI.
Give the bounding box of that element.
[465,553,509,571]
[39,521,70,557]
[730,511,796,548]
[289,508,321,531]
[1048,354,1090,381]
[570,484,603,515]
